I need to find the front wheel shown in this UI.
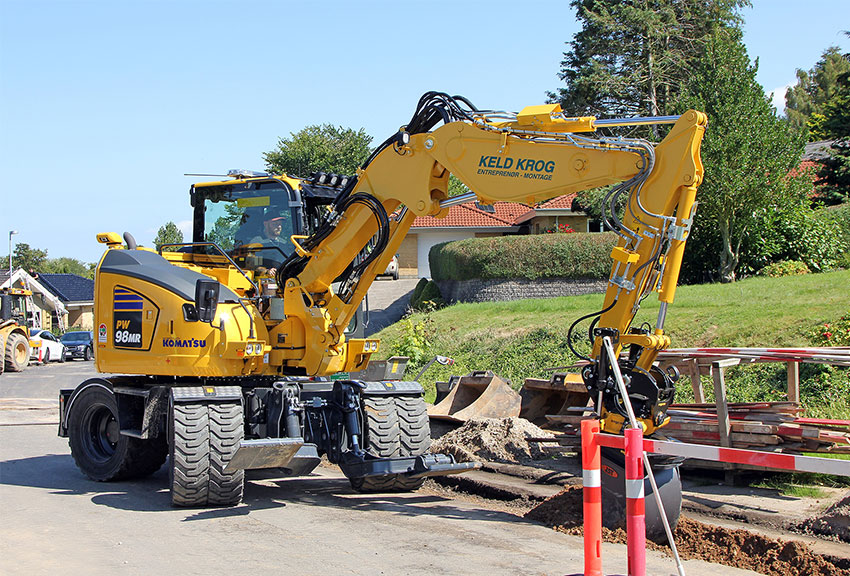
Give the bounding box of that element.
[169,400,244,507]
[4,333,29,372]
[42,348,50,364]
[84,347,92,361]
[67,381,167,481]
[347,395,431,492]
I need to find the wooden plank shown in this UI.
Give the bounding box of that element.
[666,420,780,434]
[689,358,705,403]
[787,361,800,403]
[712,359,738,456]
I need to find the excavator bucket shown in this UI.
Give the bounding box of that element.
[519,372,591,426]
[428,371,521,422]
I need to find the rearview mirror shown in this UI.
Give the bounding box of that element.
[194,279,220,324]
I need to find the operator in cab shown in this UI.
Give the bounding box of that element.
[236,209,292,276]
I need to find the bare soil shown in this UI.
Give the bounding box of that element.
[802,492,850,543]
[429,417,554,463]
[526,487,850,576]
[431,417,850,575]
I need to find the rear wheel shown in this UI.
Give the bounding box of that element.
[67,382,168,481]
[348,395,431,492]
[169,400,244,507]
[5,333,29,372]
[42,348,50,364]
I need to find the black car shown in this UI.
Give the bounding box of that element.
[61,331,94,361]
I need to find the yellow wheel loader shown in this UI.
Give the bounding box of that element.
[59,93,704,536]
[1,288,34,373]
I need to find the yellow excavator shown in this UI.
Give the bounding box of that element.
[59,93,704,530]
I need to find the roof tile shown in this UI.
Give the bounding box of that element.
[37,273,94,303]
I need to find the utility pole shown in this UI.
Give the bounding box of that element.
[8,230,18,276]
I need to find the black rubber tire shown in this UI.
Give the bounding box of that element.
[42,348,50,364]
[169,401,244,507]
[67,383,168,481]
[4,332,29,372]
[348,395,431,492]
[84,347,92,361]
[59,347,67,363]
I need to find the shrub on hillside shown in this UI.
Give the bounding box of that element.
[758,260,810,277]
[429,232,617,281]
[808,312,850,347]
[410,278,428,305]
[409,279,445,311]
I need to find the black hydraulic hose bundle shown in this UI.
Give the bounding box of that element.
[282,93,480,298]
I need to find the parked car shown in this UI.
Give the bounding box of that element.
[379,253,400,280]
[29,329,67,364]
[61,331,94,361]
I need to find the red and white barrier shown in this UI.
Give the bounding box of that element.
[581,419,603,576]
[580,421,850,576]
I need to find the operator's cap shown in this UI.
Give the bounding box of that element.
[264,216,285,223]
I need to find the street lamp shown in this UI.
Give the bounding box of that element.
[8,230,18,276]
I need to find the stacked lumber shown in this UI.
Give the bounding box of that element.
[530,403,850,456]
[666,402,850,454]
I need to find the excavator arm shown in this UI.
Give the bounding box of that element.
[275,93,705,434]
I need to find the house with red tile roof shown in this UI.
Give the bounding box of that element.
[399,194,589,277]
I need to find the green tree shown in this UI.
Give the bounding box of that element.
[12,243,48,273]
[43,257,95,279]
[678,29,835,282]
[263,124,373,177]
[785,46,850,138]
[549,0,747,130]
[813,42,850,205]
[153,222,184,252]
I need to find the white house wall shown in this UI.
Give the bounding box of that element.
[416,231,474,278]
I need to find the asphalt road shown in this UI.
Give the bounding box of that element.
[0,363,761,576]
[365,277,419,336]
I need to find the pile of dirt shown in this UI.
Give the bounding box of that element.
[801,492,850,543]
[525,487,850,576]
[429,417,554,464]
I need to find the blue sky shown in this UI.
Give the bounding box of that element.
[1,0,848,264]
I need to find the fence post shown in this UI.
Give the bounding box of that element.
[625,427,646,576]
[581,419,603,576]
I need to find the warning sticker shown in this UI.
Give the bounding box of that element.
[98,323,107,343]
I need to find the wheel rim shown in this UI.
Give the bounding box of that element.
[14,341,27,364]
[80,403,120,463]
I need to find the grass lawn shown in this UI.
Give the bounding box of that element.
[372,269,850,414]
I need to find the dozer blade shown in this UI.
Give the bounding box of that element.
[428,371,521,422]
[519,372,590,426]
[225,438,304,472]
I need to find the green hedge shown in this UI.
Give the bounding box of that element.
[429,232,618,281]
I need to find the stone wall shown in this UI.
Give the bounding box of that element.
[436,277,608,303]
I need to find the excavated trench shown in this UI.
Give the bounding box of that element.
[429,417,850,576]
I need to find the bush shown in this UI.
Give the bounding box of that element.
[758,260,810,277]
[820,203,850,269]
[808,311,850,347]
[409,279,445,311]
[429,232,618,281]
[410,278,428,306]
